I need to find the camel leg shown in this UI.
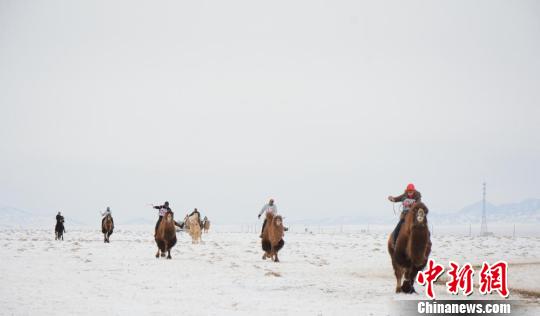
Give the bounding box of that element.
[155,249,160,258]
[405,267,420,294]
[161,242,167,257]
[401,269,416,294]
[392,262,404,293]
[269,246,277,262]
[167,249,172,259]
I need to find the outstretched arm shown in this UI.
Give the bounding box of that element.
[388,193,406,202]
[258,205,267,218]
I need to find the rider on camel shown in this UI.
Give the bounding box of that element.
[56,211,64,223]
[101,207,114,231]
[258,198,277,238]
[153,201,171,234]
[388,183,422,245]
[188,208,202,228]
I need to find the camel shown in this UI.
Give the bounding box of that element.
[55,218,65,241]
[185,213,202,244]
[387,202,432,294]
[155,210,177,259]
[202,216,210,233]
[261,212,285,262]
[102,214,114,243]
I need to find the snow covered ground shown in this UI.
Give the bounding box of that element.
[0,226,539,315]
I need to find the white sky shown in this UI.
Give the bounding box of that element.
[1,0,539,224]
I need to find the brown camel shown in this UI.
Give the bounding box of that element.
[202,216,210,233]
[387,202,432,294]
[261,213,285,262]
[155,210,177,259]
[102,214,114,243]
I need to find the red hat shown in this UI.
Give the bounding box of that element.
[406,183,416,191]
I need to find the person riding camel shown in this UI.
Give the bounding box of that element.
[388,183,422,245]
[188,208,202,228]
[153,201,171,234]
[101,207,114,231]
[55,211,66,237]
[56,212,64,223]
[258,198,277,238]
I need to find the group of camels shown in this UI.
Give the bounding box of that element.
[154,211,286,262]
[71,202,431,294]
[95,211,211,259]
[154,211,211,259]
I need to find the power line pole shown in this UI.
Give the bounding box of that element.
[480,182,488,236]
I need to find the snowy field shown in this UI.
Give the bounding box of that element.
[1,226,539,315]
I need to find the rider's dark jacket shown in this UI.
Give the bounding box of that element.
[392,190,422,217]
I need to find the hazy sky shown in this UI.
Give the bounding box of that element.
[1,0,539,224]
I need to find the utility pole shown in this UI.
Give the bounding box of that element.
[480,182,489,236]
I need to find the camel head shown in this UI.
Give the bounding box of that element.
[274,215,283,227]
[416,208,425,223]
[165,211,174,223]
[411,202,428,227]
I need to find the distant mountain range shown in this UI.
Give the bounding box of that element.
[2,198,539,227]
[0,206,85,228]
[430,198,540,225]
[287,198,540,226]
[117,217,155,225]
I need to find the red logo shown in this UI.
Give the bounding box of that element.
[415,260,509,299]
[479,261,509,297]
[417,259,445,299]
[446,261,474,296]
